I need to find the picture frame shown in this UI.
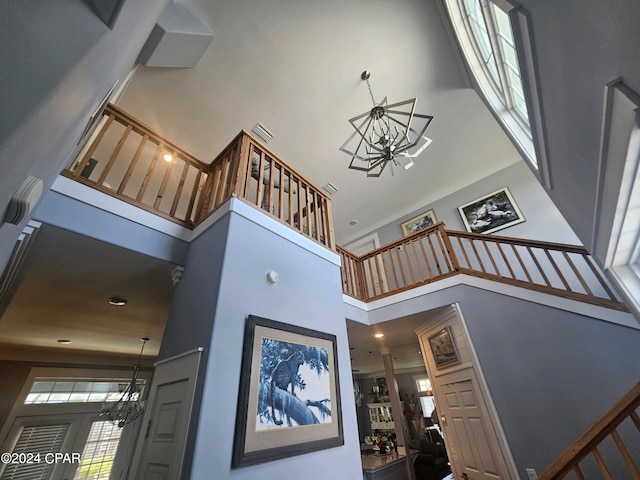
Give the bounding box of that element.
[401,209,437,236]
[457,187,525,234]
[428,327,460,369]
[232,315,343,468]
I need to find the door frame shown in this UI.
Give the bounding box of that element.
[415,303,519,479]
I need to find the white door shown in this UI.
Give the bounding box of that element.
[416,305,516,480]
[129,348,202,480]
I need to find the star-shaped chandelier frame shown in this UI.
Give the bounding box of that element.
[340,71,434,177]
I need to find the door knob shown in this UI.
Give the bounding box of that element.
[440,415,446,425]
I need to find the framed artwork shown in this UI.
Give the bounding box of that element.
[401,209,437,236]
[428,327,459,369]
[232,315,343,468]
[457,187,525,234]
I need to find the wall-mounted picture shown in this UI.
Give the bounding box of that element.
[232,315,343,468]
[457,187,525,234]
[401,209,437,236]
[428,327,460,369]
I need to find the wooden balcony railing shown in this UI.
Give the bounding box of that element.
[538,381,640,480]
[340,223,626,311]
[63,104,335,250]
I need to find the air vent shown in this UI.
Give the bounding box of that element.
[251,123,274,143]
[321,182,338,196]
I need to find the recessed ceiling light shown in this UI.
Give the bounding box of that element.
[349,219,358,226]
[57,339,72,344]
[108,297,127,306]
[163,153,173,162]
[374,333,384,338]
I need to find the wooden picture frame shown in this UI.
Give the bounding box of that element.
[232,315,344,468]
[428,327,460,369]
[457,187,525,234]
[401,209,437,236]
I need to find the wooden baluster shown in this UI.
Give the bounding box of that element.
[154,150,176,209]
[304,184,312,236]
[455,236,473,270]
[223,147,237,203]
[73,114,115,176]
[255,150,266,209]
[409,239,425,283]
[592,447,614,480]
[417,234,434,280]
[277,164,284,221]
[136,144,162,202]
[562,251,593,296]
[325,197,335,250]
[468,238,487,273]
[393,247,407,287]
[511,244,534,283]
[526,246,552,287]
[545,250,572,292]
[313,191,321,241]
[402,241,416,286]
[373,254,384,296]
[439,225,460,272]
[631,411,640,430]
[169,159,190,217]
[578,253,617,299]
[266,156,275,214]
[184,170,203,223]
[573,465,586,480]
[194,170,214,223]
[482,240,500,276]
[117,133,148,194]
[495,242,516,279]
[385,249,400,291]
[286,169,293,226]
[208,162,222,211]
[97,124,132,187]
[435,229,454,273]
[611,430,640,479]
[380,250,392,292]
[426,232,443,276]
[234,134,251,198]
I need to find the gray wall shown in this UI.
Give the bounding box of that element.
[358,161,581,249]
[172,210,363,479]
[360,284,640,477]
[0,0,170,276]
[498,1,640,254]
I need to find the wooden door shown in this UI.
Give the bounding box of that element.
[416,306,516,480]
[129,348,202,480]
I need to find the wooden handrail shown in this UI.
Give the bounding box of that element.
[339,224,626,310]
[63,105,335,249]
[539,382,640,480]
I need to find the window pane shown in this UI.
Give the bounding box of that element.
[73,421,123,480]
[24,379,144,405]
[463,0,502,91]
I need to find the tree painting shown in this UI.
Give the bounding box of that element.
[256,337,332,429]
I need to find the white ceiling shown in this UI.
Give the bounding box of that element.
[2,0,523,372]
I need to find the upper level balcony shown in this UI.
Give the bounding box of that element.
[62,104,627,313]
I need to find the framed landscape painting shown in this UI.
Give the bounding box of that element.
[401,209,437,236]
[232,315,343,468]
[457,187,525,234]
[428,327,460,369]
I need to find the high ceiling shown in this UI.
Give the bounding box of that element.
[2,0,522,372]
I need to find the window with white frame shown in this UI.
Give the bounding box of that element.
[414,376,436,419]
[446,0,538,169]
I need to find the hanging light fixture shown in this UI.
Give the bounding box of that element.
[101,337,149,428]
[340,71,434,177]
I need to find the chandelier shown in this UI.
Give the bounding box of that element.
[101,337,149,428]
[340,71,434,177]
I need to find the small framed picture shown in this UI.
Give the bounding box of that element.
[457,187,524,234]
[232,315,343,468]
[401,209,437,236]
[428,327,459,369]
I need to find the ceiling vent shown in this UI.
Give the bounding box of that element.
[251,123,274,144]
[3,176,43,225]
[321,182,339,196]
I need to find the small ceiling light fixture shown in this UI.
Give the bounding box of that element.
[101,337,149,428]
[340,71,434,177]
[163,153,173,162]
[108,297,127,306]
[374,333,385,339]
[57,339,72,344]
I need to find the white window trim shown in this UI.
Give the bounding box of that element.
[442,0,552,187]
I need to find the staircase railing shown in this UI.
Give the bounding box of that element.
[63,104,335,250]
[340,223,626,310]
[538,382,640,480]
